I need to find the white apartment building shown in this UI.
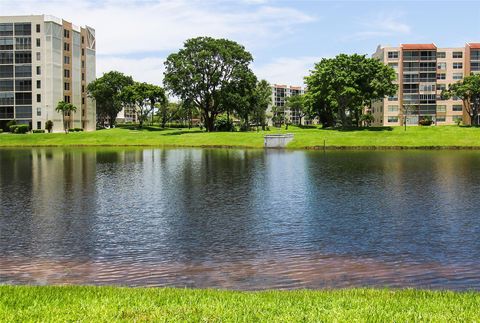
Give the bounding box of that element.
[0,15,96,132]
[270,84,307,125]
[371,43,480,126]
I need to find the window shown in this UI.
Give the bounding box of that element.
[81,60,85,68]
[0,65,13,78]
[15,37,31,50]
[64,42,70,51]
[0,23,13,36]
[81,48,84,56]
[82,109,85,117]
[387,105,398,112]
[82,97,85,105]
[36,24,40,33]
[15,92,32,105]
[81,73,85,81]
[64,95,70,103]
[64,82,70,91]
[452,105,463,111]
[15,79,31,91]
[64,69,70,78]
[453,51,463,59]
[437,62,446,70]
[0,106,14,118]
[436,105,446,112]
[0,92,14,105]
[37,121,41,129]
[437,84,446,91]
[82,85,85,93]
[0,38,14,50]
[36,94,41,102]
[15,65,31,78]
[436,116,446,122]
[36,66,41,75]
[453,115,462,122]
[437,73,446,80]
[64,56,70,64]
[36,52,41,61]
[0,52,13,64]
[15,106,32,118]
[37,107,41,116]
[453,62,463,69]
[420,84,436,92]
[14,23,31,36]
[64,29,70,38]
[388,95,398,101]
[453,73,463,80]
[388,62,398,70]
[388,116,398,123]
[0,79,13,91]
[15,51,31,64]
[437,52,446,58]
[36,38,40,47]
[36,80,41,89]
[387,51,399,59]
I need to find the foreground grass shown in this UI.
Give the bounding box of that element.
[0,286,479,321]
[2,125,480,149]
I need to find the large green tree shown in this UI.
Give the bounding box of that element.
[55,101,77,133]
[442,74,480,126]
[122,82,167,127]
[305,54,397,128]
[163,37,255,132]
[87,71,134,127]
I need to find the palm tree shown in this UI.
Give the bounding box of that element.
[56,101,77,133]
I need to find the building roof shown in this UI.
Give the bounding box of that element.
[468,43,480,49]
[401,43,437,50]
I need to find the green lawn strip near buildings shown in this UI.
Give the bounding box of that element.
[0,286,479,321]
[1,126,480,149]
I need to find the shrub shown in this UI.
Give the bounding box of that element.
[68,128,75,132]
[32,129,45,133]
[45,120,53,133]
[6,120,16,132]
[13,124,29,134]
[214,115,235,132]
[419,117,433,126]
[74,128,83,132]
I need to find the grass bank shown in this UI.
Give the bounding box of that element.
[2,125,480,149]
[0,286,479,321]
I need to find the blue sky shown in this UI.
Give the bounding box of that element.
[2,0,479,85]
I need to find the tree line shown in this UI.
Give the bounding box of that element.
[87,36,480,131]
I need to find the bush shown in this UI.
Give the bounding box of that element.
[6,120,16,132]
[214,115,235,132]
[74,128,83,132]
[13,124,29,134]
[32,129,45,133]
[68,128,75,132]
[45,120,53,133]
[419,117,433,126]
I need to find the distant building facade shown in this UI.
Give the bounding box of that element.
[0,15,96,132]
[371,43,480,126]
[270,84,310,125]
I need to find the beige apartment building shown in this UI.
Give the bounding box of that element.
[0,15,96,132]
[371,43,480,126]
[270,84,308,125]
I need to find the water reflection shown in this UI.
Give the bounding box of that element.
[1,148,480,290]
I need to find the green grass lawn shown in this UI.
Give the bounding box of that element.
[2,125,480,149]
[0,286,479,321]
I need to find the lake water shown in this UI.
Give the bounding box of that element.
[1,148,480,290]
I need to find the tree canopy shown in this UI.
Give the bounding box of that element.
[163,37,255,132]
[87,71,134,127]
[442,73,480,126]
[121,82,167,127]
[55,101,77,133]
[305,54,397,128]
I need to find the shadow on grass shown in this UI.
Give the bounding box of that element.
[161,130,204,136]
[320,126,394,132]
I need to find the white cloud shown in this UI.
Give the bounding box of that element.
[253,56,328,86]
[1,0,314,55]
[97,56,165,85]
[352,12,411,40]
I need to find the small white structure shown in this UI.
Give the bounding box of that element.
[264,134,294,148]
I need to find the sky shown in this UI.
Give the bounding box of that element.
[1,0,479,86]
